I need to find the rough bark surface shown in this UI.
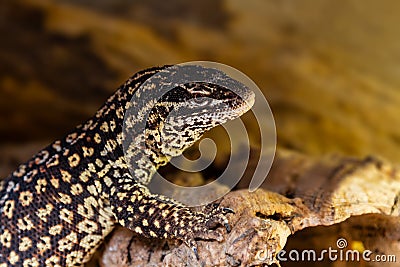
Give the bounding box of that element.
[100,151,400,266]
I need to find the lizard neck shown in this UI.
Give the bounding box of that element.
[80,66,171,185]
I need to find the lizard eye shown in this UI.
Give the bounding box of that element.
[190,97,210,106]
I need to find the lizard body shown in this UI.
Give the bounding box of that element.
[0,65,254,266]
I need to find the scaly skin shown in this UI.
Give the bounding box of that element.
[0,65,254,266]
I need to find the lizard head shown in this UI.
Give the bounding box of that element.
[145,78,255,165]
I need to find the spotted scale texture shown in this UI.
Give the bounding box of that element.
[0,65,254,266]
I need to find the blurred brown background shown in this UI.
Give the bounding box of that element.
[1,0,400,178]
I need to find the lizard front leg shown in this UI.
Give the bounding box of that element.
[110,183,233,258]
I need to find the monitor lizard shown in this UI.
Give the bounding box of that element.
[0,65,255,266]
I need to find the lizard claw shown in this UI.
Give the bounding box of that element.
[211,202,220,209]
[224,222,231,233]
[192,246,199,260]
[222,207,235,214]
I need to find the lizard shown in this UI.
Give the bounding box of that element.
[0,64,255,266]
